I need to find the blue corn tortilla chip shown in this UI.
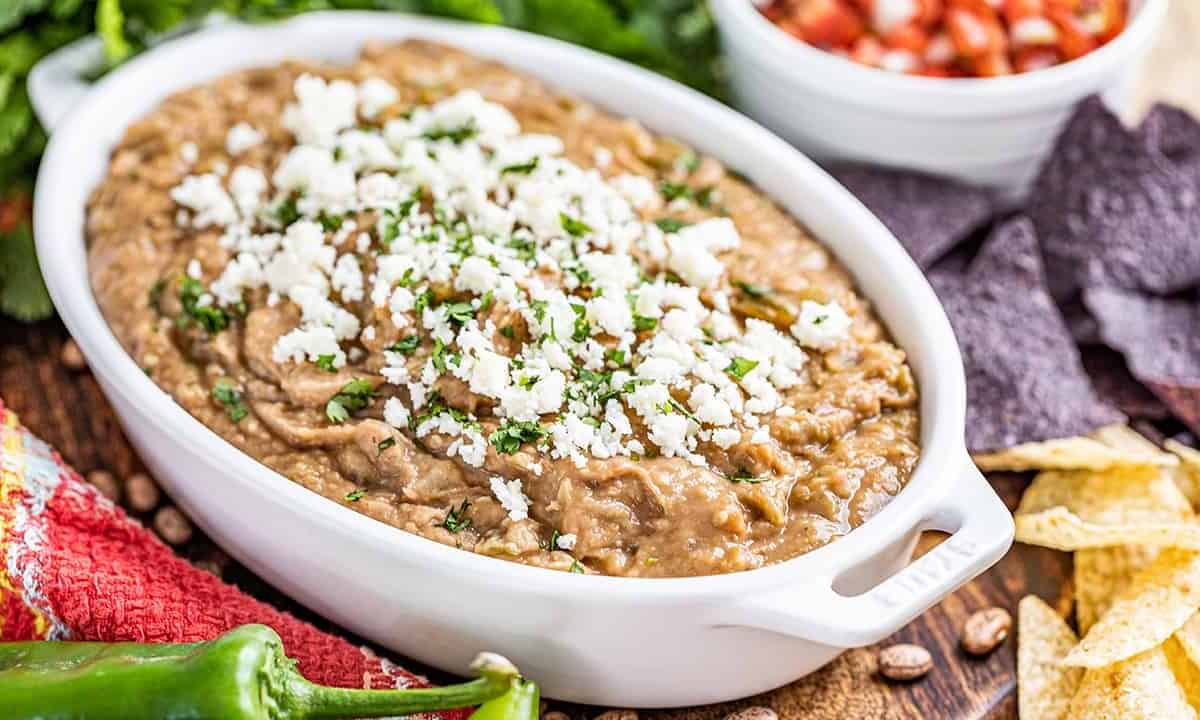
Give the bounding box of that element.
[828,163,994,270]
[1030,97,1200,301]
[1080,346,1170,420]
[1085,287,1200,436]
[929,216,1123,452]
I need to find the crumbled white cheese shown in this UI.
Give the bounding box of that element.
[170,174,238,228]
[226,123,265,156]
[790,300,852,350]
[358,77,399,120]
[282,74,358,148]
[180,142,199,164]
[489,476,530,521]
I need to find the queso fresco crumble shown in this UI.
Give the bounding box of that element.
[89,41,919,577]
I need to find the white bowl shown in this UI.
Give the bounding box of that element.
[709,0,1167,190]
[29,13,1012,707]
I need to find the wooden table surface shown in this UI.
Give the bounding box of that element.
[2,6,1198,718]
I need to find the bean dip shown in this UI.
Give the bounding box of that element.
[88,41,919,577]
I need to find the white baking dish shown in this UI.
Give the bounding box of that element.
[709,0,1166,191]
[29,13,1012,707]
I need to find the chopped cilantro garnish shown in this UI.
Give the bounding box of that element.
[423,121,477,143]
[431,338,451,372]
[325,379,377,424]
[604,348,626,366]
[413,288,434,314]
[178,277,231,334]
[315,354,338,373]
[570,303,590,342]
[695,186,716,208]
[317,211,344,232]
[529,299,549,324]
[388,335,421,355]
[565,263,593,287]
[517,374,539,390]
[501,156,539,175]
[633,314,658,333]
[508,237,537,263]
[500,325,516,339]
[490,420,550,455]
[377,437,396,455]
[654,218,688,233]
[443,301,476,325]
[734,280,771,298]
[728,468,768,484]
[479,290,495,312]
[726,357,759,380]
[212,380,249,423]
[542,529,562,552]
[274,195,301,227]
[658,181,691,201]
[345,489,366,502]
[660,397,699,424]
[681,151,701,173]
[436,498,473,533]
[148,279,166,312]
[559,212,592,237]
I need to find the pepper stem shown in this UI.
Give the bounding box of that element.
[284,652,520,720]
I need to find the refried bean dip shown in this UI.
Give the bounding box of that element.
[87,40,920,577]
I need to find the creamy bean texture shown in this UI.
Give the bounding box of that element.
[88,41,920,577]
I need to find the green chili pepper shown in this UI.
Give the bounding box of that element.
[0,624,532,720]
[469,675,541,720]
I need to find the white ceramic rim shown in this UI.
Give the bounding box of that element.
[709,0,1168,116]
[31,12,979,609]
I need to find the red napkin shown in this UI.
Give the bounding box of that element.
[0,397,467,719]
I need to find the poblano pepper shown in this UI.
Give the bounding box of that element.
[0,623,538,720]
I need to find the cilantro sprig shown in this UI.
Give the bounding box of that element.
[490,420,549,454]
[326,379,378,424]
[212,380,249,423]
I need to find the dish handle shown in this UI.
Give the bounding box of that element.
[27,36,106,133]
[719,456,1013,647]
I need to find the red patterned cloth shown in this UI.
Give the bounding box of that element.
[0,397,466,719]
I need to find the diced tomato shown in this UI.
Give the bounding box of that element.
[883,22,931,52]
[1013,46,1062,71]
[946,6,1006,56]
[1047,7,1099,59]
[1002,0,1044,23]
[971,50,1014,76]
[758,0,1124,76]
[916,0,945,26]
[851,34,887,65]
[796,0,867,48]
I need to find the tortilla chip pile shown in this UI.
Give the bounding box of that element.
[830,97,1200,454]
[982,427,1200,718]
[832,98,1200,716]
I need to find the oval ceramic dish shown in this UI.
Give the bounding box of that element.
[30,13,1013,707]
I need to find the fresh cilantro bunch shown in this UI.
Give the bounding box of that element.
[0,0,725,322]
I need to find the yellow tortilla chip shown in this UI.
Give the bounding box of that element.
[1064,549,1200,668]
[1168,439,1200,511]
[975,434,1174,473]
[1018,595,1083,720]
[1165,636,1200,711]
[1176,612,1200,669]
[1092,424,1175,459]
[1015,466,1199,551]
[1075,546,1161,634]
[1066,647,1197,719]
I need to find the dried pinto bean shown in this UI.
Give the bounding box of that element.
[961,606,1012,656]
[722,707,779,720]
[878,643,933,681]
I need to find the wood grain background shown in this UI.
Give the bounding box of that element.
[2,4,1197,717]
